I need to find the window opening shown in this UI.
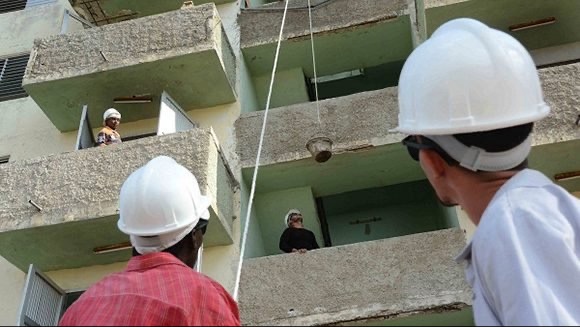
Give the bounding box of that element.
[0,54,29,102]
[0,0,27,14]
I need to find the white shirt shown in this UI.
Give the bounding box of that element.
[456,169,580,326]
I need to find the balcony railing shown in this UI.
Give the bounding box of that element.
[238,228,472,326]
[0,128,238,272]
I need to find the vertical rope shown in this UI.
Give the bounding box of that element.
[233,0,291,302]
[307,0,321,125]
[196,245,203,273]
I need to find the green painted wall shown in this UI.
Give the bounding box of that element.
[321,180,451,246]
[99,0,183,19]
[316,60,406,100]
[355,307,474,326]
[247,0,271,8]
[254,186,323,256]
[240,54,260,112]
[435,202,460,230]
[253,68,310,110]
[240,181,267,258]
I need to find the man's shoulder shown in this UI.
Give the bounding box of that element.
[98,126,112,134]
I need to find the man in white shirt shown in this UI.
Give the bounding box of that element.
[393,18,580,325]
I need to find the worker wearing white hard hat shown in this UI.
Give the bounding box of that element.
[279,209,319,254]
[395,18,580,325]
[96,108,122,146]
[59,156,240,326]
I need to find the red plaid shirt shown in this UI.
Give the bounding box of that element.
[59,252,240,326]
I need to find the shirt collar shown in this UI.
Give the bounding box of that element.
[455,241,472,263]
[454,169,551,264]
[126,252,189,272]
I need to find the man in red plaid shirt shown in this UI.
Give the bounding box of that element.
[59,156,240,326]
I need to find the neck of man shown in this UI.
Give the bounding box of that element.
[451,168,518,226]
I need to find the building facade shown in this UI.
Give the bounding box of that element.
[0,0,578,325]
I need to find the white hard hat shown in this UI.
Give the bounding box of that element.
[118,156,211,254]
[394,18,550,135]
[103,108,121,122]
[285,209,301,226]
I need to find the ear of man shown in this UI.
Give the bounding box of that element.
[419,149,448,179]
[193,229,203,250]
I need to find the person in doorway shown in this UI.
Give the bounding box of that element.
[279,209,320,254]
[394,18,580,325]
[59,156,240,326]
[96,108,122,146]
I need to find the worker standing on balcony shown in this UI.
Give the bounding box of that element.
[394,18,580,326]
[96,108,122,146]
[59,156,240,326]
[279,209,320,253]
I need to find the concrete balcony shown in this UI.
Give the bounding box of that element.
[235,62,580,193]
[239,0,413,78]
[238,228,472,326]
[0,128,238,272]
[23,3,237,132]
[425,0,580,51]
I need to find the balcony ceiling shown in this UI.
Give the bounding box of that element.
[194,0,236,5]
[242,16,413,79]
[243,143,426,198]
[242,0,579,82]
[0,207,231,272]
[243,139,580,199]
[24,52,235,132]
[71,0,235,26]
[426,0,580,50]
[70,0,183,25]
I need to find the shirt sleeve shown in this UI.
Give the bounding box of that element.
[95,131,107,146]
[477,194,580,326]
[279,229,293,253]
[198,279,241,326]
[215,283,241,326]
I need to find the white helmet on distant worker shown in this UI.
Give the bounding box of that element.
[394,18,550,135]
[103,108,121,122]
[285,209,302,226]
[118,156,211,254]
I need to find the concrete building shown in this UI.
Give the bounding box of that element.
[0,0,578,325]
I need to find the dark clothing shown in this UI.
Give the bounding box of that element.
[279,227,319,253]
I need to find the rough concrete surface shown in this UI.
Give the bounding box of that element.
[239,0,408,48]
[534,62,580,145]
[238,228,471,326]
[235,62,580,167]
[0,128,235,232]
[24,3,230,84]
[235,88,402,167]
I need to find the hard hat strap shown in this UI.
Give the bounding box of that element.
[427,134,532,172]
